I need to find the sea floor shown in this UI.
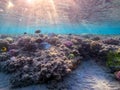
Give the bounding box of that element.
[0,60,120,90]
[0,34,120,90]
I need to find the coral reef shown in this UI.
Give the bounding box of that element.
[106,50,120,72]
[5,37,14,43]
[17,36,37,51]
[103,38,120,45]
[64,41,73,48]
[91,36,101,41]
[0,39,9,51]
[0,34,120,88]
[90,41,102,57]
[0,34,82,88]
[115,71,120,80]
[0,52,10,62]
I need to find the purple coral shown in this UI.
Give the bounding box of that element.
[103,38,120,45]
[8,49,19,56]
[9,43,18,49]
[64,41,73,47]
[115,71,120,80]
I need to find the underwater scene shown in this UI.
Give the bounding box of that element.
[0,0,120,90]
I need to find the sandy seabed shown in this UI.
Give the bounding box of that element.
[0,60,120,90]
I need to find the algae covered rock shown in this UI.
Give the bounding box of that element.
[106,50,120,72]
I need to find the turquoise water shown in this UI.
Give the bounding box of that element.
[0,22,120,35]
[0,0,120,35]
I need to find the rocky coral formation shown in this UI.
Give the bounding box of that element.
[115,71,120,80]
[0,34,120,88]
[91,36,101,41]
[0,39,9,51]
[17,36,37,51]
[90,41,102,57]
[103,38,120,45]
[0,52,10,62]
[0,34,82,88]
[106,49,120,72]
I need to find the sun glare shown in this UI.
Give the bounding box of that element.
[27,0,33,3]
[7,1,14,9]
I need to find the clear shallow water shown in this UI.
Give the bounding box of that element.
[0,23,120,35]
[0,0,120,35]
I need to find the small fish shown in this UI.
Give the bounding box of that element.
[1,47,7,52]
[24,32,27,34]
[35,30,41,34]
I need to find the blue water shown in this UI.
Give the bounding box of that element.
[0,0,120,35]
[0,22,120,35]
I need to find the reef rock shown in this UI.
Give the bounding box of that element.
[64,41,73,48]
[8,49,19,56]
[0,39,9,51]
[115,71,120,80]
[5,37,14,43]
[103,38,120,45]
[2,34,120,88]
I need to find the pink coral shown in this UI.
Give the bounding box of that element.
[64,41,73,47]
[115,71,120,80]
